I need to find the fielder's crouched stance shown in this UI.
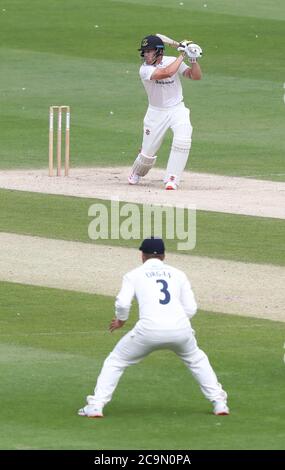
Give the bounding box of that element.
[128,35,202,190]
[78,237,229,418]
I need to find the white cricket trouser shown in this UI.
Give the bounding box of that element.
[141,102,193,184]
[92,327,227,408]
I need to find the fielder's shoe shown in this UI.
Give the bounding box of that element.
[78,404,104,418]
[128,173,140,185]
[165,175,178,190]
[213,401,230,416]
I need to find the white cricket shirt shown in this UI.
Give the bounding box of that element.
[139,55,189,108]
[115,258,197,330]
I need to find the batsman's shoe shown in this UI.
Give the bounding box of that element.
[165,175,178,190]
[213,401,230,416]
[78,404,104,418]
[128,173,140,185]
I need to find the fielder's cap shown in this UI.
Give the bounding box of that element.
[139,236,165,254]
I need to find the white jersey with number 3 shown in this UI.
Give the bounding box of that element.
[139,55,189,108]
[115,258,197,330]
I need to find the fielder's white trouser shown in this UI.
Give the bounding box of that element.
[90,326,227,409]
[140,102,193,185]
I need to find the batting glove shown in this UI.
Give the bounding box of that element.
[177,39,192,54]
[185,43,203,63]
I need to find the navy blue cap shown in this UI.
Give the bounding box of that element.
[139,236,165,255]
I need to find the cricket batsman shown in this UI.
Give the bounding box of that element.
[128,34,202,190]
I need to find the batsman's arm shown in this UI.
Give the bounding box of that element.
[150,53,186,80]
[183,62,202,80]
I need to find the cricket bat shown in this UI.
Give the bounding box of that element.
[156,33,180,49]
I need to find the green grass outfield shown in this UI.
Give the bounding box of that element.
[1,0,284,452]
[1,188,285,266]
[0,0,284,180]
[1,281,285,450]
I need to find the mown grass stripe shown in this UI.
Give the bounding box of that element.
[1,280,284,450]
[1,188,285,266]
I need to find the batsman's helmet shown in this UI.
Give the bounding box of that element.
[138,35,164,59]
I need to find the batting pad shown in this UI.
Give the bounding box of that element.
[132,153,157,176]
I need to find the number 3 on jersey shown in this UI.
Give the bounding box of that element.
[156,279,171,305]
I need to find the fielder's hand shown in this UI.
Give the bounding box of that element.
[185,43,203,63]
[109,318,125,333]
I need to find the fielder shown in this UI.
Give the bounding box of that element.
[128,35,202,190]
[78,237,229,418]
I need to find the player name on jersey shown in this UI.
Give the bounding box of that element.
[145,270,171,278]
